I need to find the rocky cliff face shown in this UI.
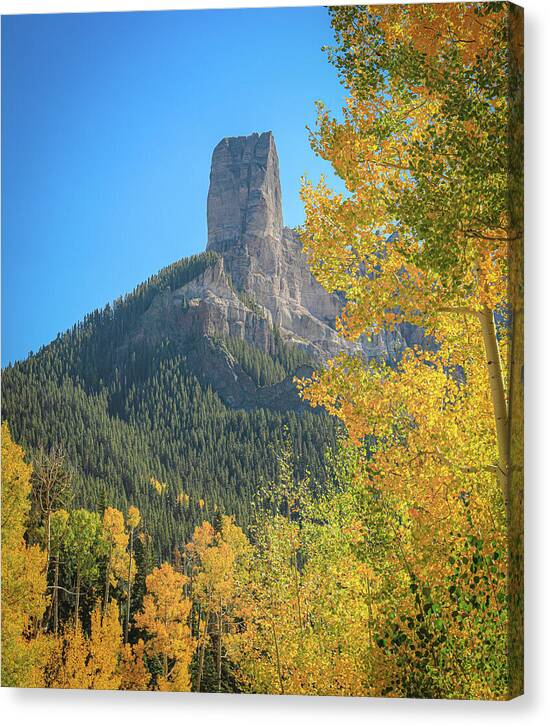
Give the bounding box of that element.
[135,131,418,409]
[207,132,283,259]
[197,131,410,360]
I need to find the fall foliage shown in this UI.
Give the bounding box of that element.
[1,3,522,699]
[1,423,49,687]
[134,562,194,691]
[298,0,522,698]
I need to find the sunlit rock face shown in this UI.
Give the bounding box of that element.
[201,130,410,361]
[135,131,417,409]
[207,131,283,256]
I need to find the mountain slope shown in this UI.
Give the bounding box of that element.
[1,248,338,558]
[2,131,416,558]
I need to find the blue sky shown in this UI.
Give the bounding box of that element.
[1,7,346,364]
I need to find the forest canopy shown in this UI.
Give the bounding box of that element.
[1,2,522,699]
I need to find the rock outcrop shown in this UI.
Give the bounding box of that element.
[202,130,411,361]
[134,131,418,409]
[207,132,283,258]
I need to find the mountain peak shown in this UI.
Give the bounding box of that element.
[206,131,283,255]
[200,131,413,362]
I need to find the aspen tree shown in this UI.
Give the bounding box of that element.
[1,423,49,687]
[300,2,523,514]
[134,562,194,691]
[124,505,141,643]
[101,507,129,617]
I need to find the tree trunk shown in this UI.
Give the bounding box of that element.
[189,570,195,636]
[366,577,374,648]
[478,305,510,513]
[288,494,303,630]
[45,506,52,573]
[54,555,60,635]
[196,610,210,693]
[217,604,222,692]
[103,546,112,618]
[75,568,81,623]
[269,614,284,695]
[292,553,303,631]
[196,604,201,642]
[124,528,134,643]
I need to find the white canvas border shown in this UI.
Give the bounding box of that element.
[0,1,546,725]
